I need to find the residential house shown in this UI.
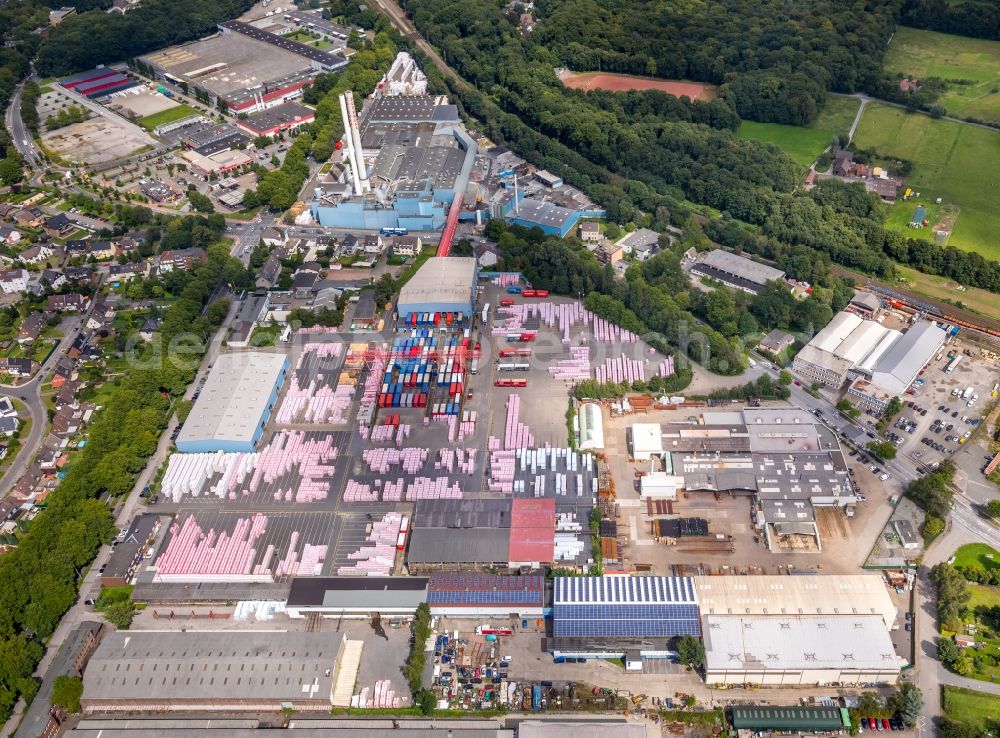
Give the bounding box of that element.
[68,333,100,361]
[55,380,81,409]
[340,233,359,255]
[596,244,624,265]
[64,265,95,284]
[758,329,795,355]
[85,312,112,333]
[65,240,114,261]
[108,261,148,283]
[20,242,54,265]
[44,213,75,239]
[352,290,379,328]
[256,252,282,290]
[473,241,500,269]
[0,269,29,295]
[0,397,16,417]
[115,235,143,253]
[158,247,206,273]
[48,294,89,312]
[89,241,116,261]
[392,235,421,258]
[18,311,51,345]
[261,227,285,247]
[0,416,19,437]
[51,405,83,438]
[363,234,385,257]
[52,357,77,389]
[865,178,900,202]
[13,208,43,228]
[0,225,23,246]
[32,269,67,293]
[292,270,319,299]
[139,318,161,342]
[0,203,17,221]
[0,357,35,377]
[578,221,601,243]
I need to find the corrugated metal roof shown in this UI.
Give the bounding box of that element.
[871,321,946,394]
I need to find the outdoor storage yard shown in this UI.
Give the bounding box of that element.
[41,114,156,163]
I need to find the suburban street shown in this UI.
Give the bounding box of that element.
[4,83,43,169]
[0,310,92,497]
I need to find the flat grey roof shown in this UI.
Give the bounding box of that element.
[242,101,314,132]
[397,257,476,311]
[176,352,287,448]
[412,498,512,528]
[519,723,648,738]
[365,96,459,124]
[286,577,429,609]
[141,32,314,97]
[510,198,576,228]
[82,631,340,703]
[699,249,785,286]
[407,528,509,565]
[616,228,660,252]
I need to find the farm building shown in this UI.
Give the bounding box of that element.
[175,352,289,453]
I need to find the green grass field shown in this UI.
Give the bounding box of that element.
[736,95,861,167]
[885,27,1000,125]
[955,543,1000,571]
[138,104,199,132]
[943,686,1000,730]
[286,31,334,50]
[852,103,1000,259]
[895,264,1000,321]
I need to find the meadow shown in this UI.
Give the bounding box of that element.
[138,104,199,132]
[852,104,1000,260]
[736,95,860,167]
[885,27,1000,126]
[943,686,1000,732]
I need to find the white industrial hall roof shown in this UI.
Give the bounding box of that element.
[870,320,946,395]
[702,614,900,672]
[692,574,897,626]
[176,352,287,450]
[577,402,604,450]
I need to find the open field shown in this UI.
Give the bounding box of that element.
[955,542,1000,571]
[286,31,334,50]
[943,686,1000,730]
[852,103,1000,259]
[884,199,958,243]
[885,27,1000,125]
[895,265,1000,322]
[737,95,860,167]
[557,70,718,100]
[138,103,199,132]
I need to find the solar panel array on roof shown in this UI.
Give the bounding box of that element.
[553,576,700,638]
[427,574,544,606]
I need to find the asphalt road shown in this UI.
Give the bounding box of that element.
[4,83,43,169]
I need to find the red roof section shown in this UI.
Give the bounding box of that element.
[508,498,555,563]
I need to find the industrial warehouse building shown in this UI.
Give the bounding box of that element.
[731,706,850,733]
[396,257,476,317]
[689,249,786,294]
[793,310,946,405]
[285,577,429,619]
[175,352,289,453]
[426,573,546,618]
[697,574,901,686]
[80,631,343,713]
[139,21,345,114]
[546,576,700,659]
[703,614,901,685]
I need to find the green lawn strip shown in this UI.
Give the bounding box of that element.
[942,686,1000,731]
[137,104,199,132]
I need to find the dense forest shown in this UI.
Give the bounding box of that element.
[900,0,1000,41]
[533,0,899,125]
[400,0,1000,295]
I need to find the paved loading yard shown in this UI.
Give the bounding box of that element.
[602,403,899,575]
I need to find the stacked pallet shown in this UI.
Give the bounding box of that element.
[336,513,402,576]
